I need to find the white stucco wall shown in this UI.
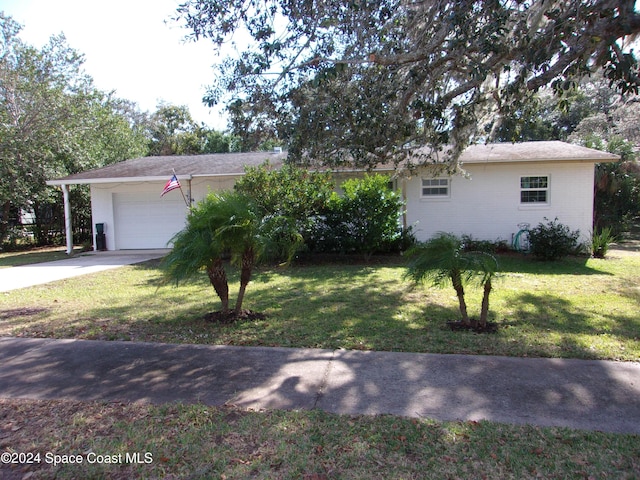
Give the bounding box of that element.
[89,161,597,250]
[89,177,239,250]
[90,182,188,250]
[190,176,237,202]
[404,161,596,245]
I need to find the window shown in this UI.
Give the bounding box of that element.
[422,178,449,197]
[520,176,549,203]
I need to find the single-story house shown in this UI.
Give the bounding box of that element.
[47,141,619,252]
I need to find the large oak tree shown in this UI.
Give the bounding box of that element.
[177,0,640,170]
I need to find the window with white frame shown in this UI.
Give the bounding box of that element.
[421,178,450,198]
[520,176,549,203]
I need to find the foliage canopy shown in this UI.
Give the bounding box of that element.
[177,0,640,170]
[0,13,149,246]
[234,161,334,220]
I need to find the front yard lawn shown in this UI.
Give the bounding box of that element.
[2,398,639,480]
[2,249,639,479]
[0,246,83,268]
[1,249,638,361]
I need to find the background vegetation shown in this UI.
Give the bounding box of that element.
[0,14,258,251]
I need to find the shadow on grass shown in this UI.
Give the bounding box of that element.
[498,291,640,360]
[235,264,424,351]
[508,291,638,337]
[618,284,640,307]
[88,259,635,358]
[495,254,611,276]
[81,261,435,352]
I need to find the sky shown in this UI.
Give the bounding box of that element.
[1,0,228,129]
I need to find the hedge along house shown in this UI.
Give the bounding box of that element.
[47,141,618,253]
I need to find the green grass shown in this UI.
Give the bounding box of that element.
[0,246,84,267]
[2,251,639,479]
[0,250,639,361]
[2,399,638,479]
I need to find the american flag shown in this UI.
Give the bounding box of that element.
[161,174,181,197]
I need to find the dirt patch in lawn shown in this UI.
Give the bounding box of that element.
[0,308,49,319]
[446,321,499,334]
[204,310,267,324]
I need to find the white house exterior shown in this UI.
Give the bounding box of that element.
[89,176,239,250]
[404,142,618,244]
[47,141,618,252]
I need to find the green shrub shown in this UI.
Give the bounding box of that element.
[528,218,581,260]
[461,234,509,254]
[234,161,335,253]
[591,226,616,259]
[235,166,412,257]
[314,174,406,257]
[234,161,334,222]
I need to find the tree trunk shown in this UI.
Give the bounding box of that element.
[479,277,492,327]
[0,201,10,245]
[451,270,470,325]
[235,247,255,314]
[207,258,229,314]
[32,201,48,246]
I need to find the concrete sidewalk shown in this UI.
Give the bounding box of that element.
[0,250,169,292]
[1,337,638,434]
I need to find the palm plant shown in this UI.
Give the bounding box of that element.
[591,226,616,259]
[405,232,498,328]
[469,250,499,327]
[161,193,231,313]
[209,192,265,314]
[161,191,302,317]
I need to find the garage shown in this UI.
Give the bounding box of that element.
[112,192,187,249]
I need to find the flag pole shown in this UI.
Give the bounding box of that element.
[172,169,190,208]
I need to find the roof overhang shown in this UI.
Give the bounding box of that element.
[45,142,621,187]
[460,156,620,166]
[46,173,242,186]
[458,142,620,164]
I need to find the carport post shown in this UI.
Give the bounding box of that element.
[61,184,73,255]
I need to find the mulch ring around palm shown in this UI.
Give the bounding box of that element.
[446,320,499,334]
[204,310,267,324]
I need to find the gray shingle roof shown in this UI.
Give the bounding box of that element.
[459,141,619,164]
[48,151,287,185]
[48,141,618,185]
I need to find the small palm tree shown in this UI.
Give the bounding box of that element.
[162,191,301,317]
[467,250,499,327]
[161,193,231,313]
[405,232,498,328]
[204,192,259,314]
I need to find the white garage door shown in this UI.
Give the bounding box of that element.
[113,192,187,249]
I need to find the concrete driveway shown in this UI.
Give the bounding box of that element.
[0,250,169,292]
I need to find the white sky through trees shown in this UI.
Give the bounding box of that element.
[1,0,229,129]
